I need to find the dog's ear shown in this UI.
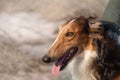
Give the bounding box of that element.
[88,16,97,27]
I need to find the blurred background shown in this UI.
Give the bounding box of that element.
[0,0,109,80]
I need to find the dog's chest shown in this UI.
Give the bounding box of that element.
[68,50,99,80]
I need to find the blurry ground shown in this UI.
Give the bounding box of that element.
[0,0,109,80]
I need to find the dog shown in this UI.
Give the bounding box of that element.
[42,16,120,80]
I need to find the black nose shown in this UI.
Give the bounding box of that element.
[42,55,51,63]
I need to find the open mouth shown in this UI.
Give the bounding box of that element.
[52,47,78,76]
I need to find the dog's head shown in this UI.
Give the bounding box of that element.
[42,16,104,76]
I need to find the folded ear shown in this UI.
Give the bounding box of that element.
[88,20,105,41]
[91,22,104,33]
[88,16,97,27]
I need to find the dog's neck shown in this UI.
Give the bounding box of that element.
[69,49,98,80]
[69,38,120,80]
[70,39,104,80]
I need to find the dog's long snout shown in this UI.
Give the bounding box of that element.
[42,55,51,63]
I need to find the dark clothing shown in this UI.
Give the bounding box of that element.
[102,0,120,26]
[102,0,120,44]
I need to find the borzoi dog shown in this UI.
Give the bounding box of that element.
[42,16,120,80]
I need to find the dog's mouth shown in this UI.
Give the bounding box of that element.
[52,47,78,76]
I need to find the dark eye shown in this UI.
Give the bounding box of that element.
[99,24,103,27]
[66,32,74,37]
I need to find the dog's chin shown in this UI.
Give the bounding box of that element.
[52,47,79,76]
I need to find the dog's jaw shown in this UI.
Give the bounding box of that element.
[68,49,98,80]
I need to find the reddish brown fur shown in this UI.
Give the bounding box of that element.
[48,17,89,59]
[45,16,120,80]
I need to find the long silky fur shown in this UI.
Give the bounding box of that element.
[69,21,120,80]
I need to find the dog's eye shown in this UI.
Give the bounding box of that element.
[66,32,74,37]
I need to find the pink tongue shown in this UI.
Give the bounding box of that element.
[52,65,61,76]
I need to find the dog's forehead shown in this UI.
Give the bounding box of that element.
[68,19,76,24]
[60,17,88,32]
[60,19,77,30]
[65,19,82,31]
